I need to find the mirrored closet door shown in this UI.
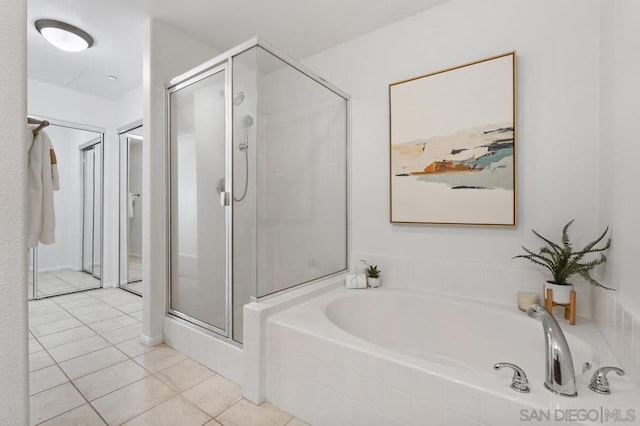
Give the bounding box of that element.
[29,120,104,300]
[119,124,144,296]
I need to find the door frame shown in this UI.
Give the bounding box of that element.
[166,61,233,338]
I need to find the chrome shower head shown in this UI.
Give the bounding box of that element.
[218,90,245,106]
[234,92,245,105]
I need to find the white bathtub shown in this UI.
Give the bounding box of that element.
[263,286,640,426]
[324,290,596,384]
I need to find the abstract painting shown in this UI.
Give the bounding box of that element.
[389,52,516,226]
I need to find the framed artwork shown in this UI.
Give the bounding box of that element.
[389,52,516,226]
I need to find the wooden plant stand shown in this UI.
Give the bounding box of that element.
[545,288,576,325]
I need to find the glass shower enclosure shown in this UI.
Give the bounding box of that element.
[167,38,349,344]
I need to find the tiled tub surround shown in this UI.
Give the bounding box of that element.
[263,287,640,426]
[349,253,596,318]
[592,287,640,387]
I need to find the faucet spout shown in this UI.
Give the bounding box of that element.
[527,304,578,397]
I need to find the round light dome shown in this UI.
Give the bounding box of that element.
[35,19,94,52]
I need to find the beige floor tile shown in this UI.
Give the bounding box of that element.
[38,326,96,349]
[116,339,160,358]
[91,376,175,425]
[65,302,113,316]
[217,400,293,426]
[156,358,215,392]
[48,335,111,363]
[30,383,85,425]
[30,365,69,396]
[204,421,222,426]
[29,338,44,354]
[74,359,149,401]
[116,301,143,313]
[29,304,65,318]
[123,396,211,426]
[100,323,142,345]
[182,375,242,418]
[89,314,138,333]
[75,307,124,324]
[29,310,73,327]
[59,346,128,379]
[31,317,83,337]
[29,350,55,372]
[55,296,97,309]
[133,345,186,373]
[129,310,143,322]
[39,404,106,426]
[286,418,309,426]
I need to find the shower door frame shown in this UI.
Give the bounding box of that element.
[165,37,352,343]
[166,62,234,338]
[28,115,105,300]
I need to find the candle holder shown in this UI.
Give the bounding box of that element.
[517,291,539,312]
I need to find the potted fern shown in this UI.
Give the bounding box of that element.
[513,219,612,304]
[367,265,381,288]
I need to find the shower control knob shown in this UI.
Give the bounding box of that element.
[494,362,530,393]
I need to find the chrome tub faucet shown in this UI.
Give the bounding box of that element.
[527,304,578,397]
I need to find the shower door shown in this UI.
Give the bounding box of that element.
[168,65,230,336]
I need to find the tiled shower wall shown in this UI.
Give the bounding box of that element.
[592,288,640,387]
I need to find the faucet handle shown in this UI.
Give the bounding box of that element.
[588,366,625,395]
[494,362,530,393]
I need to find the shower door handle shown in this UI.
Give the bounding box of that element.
[220,191,230,207]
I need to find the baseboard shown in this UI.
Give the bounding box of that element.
[140,334,163,347]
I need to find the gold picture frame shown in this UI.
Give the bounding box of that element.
[389,52,517,226]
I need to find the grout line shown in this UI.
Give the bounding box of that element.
[29,288,299,425]
[29,333,110,426]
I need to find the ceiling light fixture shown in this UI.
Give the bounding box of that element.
[35,19,94,52]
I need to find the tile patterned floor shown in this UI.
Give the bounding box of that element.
[28,268,101,300]
[120,256,143,296]
[28,288,304,426]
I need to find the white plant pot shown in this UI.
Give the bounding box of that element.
[544,281,574,304]
[368,277,381,288]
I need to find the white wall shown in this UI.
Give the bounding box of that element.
[0,0,29,422]
[115,85,143,130]
[302,0,602,316]
[597,0,640,310]
[593,0,640,385]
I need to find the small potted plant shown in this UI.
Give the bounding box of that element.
[513,219,612,304]
[367,265,381,288]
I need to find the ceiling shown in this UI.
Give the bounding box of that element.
[28,0,450,99]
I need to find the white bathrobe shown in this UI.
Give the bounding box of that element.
[27,128,60,248]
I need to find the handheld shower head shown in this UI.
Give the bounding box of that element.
[239,115,253,152]
[242,115,254,128]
